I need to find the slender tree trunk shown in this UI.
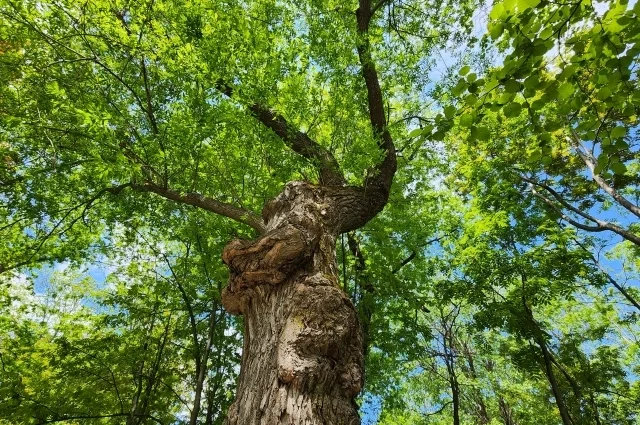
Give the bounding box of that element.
[590,393,602,425]
[136,315,172,425]
[441,325,460,425]
[461,343,489,424]
[519,274,573,425]
[205,389,215,425]
[498,398,518,425]
[127,300,160,425]
[221,182,364,425]
[444,348,461,425]
[535,335,574,425]
[347,234,375,360]
[190,306,218,425]
[523,306,573,425]
[486,359,518,425]
[449,371,461,425]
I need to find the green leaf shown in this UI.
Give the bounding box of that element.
[409,128,423,138]
[610,161,627,175]
[517,0,541,10]
[503,102,522,118]
[452,80,469,96]
[476,126,491,140]
[459,113,475,127]
[610,126,626,139]
[543,120,562,131]
[558,83,574,100]
[484,78,500,93]
[465,93,479,106]
[528,150,542,162]
[490,22,504,40]
[523,74,540,90]
[432,130,446,141]
[444,105,457,119]
[531,99,546,110]
[595,154,609,174]
[459,65,471,76]
[540,27,553,39]
[504,0,517,12]
[422,125,434,135]
[504,80,521,93]
[597,87,612,100]
[498,92,514,104]
[489,3,506,20]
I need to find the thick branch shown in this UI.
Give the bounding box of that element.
[518,174,640,246]
[131,181,266,234]
[356,0,397,198]
[529,186,605,232]
[568,130,640,218]
[371,0,392,16]
[215,81,345,186]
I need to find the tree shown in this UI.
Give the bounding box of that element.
[4,0,638,424]
[0,241,241,425]
[445,0,640,247]
[0,0,481,423]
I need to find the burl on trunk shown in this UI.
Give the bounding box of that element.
[221,182,364,425]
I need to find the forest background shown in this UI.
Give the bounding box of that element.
[1,0,639,424]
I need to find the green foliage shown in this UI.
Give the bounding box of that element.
[1,0,639,424]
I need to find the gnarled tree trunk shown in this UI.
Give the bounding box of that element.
[216,3,396,422]
[221,182,371,425]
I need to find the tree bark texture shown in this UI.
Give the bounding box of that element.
[221,182,365,425]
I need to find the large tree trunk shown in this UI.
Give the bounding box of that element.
[221,182,365,425]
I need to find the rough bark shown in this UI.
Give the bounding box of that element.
[221,182,365,425]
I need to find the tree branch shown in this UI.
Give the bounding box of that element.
[518,174,640,246]
[130,181,266,234]
[215,81,345,186]
[356,0,397,199]
[568,129,640,219]
[572,237,640,311]
[371,0,392,17]
[392,235,446,274]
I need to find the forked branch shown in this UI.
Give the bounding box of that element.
[568,130,640,219]
[518,174,640,246]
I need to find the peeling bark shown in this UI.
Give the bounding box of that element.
[222,182,364,425]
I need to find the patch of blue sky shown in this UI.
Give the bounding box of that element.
[361,393,383,425]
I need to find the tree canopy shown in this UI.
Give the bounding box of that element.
[1,0,639,424]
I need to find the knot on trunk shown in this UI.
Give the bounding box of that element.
[277,275,363,398]
[222,224,318,315]
[262,181,332,231]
